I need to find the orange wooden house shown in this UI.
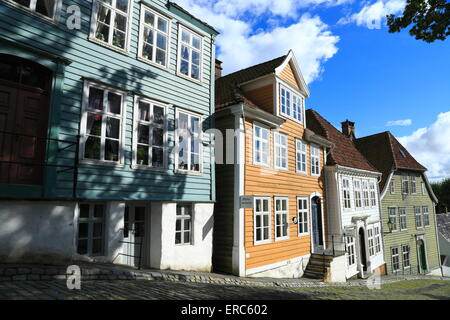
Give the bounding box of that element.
[213,51,333,277]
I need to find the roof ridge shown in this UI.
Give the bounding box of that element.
[356,131,389,141]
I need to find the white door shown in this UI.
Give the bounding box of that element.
[123,205,147,267]
[346,236,358,278]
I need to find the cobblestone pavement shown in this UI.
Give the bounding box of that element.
[0,279,449,300]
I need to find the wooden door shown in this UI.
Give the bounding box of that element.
[123,205,147,267]
[0,84,17,183]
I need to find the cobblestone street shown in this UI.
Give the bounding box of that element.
[0,279,449,300]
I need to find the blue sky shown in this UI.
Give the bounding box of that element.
[174,0,450,180]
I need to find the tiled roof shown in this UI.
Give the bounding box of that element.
[355,131,427,190]
[306,109,379,173]
[437,213,450,243]
[216,55,287,109]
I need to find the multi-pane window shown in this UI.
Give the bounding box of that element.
[390,179,395,194]
[9,0,60,19]
[274,132,288,170]
[275,198,289,240]
[253,125,269,166]
[388,207,397,231]
[410,176,417,194]
[134,98,166,168]
[399,207,407,230]
[392,247,400,272]
[175,204,192,245]
[311,145,321,176]
[402,175,409,194]
[81,82,125,163]
[415,206,423,228]
[369,182,377,207]
[354,180,362,208]
[296,140,307,174]
[374,225,382,254]
[254,198,271,244]
[139,6,169,67]
[297,197,309,236]
[280,85,303,123]
[421,182,426,195]
[178,26,202,81]
[91,0,131,50]
[342,178,352,209]
[368,227,375,256]
[176,110,201,172]
[362,180,370,207]
[346,236,356,267]
[402,245,411,269]
[423,206,430,226]
[77,204,105,256]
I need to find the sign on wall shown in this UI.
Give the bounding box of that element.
[240,196,254,209]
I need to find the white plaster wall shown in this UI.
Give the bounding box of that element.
[326,255,347,283]
[0,201,76,263]
[151,202,214,272]
[247,256,309,279]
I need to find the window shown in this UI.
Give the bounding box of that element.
[346,236,356,267]
[274,132,288,170]
[133,98,166,168]
[410,176,417,194]
[402,245,411,269]
[175,204,192,245]
[254,197,271,245]
[390,179,395,194]
[275,197,289,240]
[176,110,202,173]
[342,178,352,209]
[296,140,307,174]
[91,0,132,51]
[77,204,105,256]
[362,180,370,207]
[139,5,169,67]
[392,247,400,272]
[311,145,321,176]
[369,182,377,207]
[368,227,375,256]
[279,85,303,123]
[81,82,125,164]
[374,225,382,254]
[253,125,269,166]
[297,197,309,236]
[415,206,423,228]
[388,207,397,232]
[402,175,409,194]
[423,206,430,226]
[421,182,426,195]
[9,0,60,19]
[399,207,407,230]
[354,180,362,208]
[178,26,202,81]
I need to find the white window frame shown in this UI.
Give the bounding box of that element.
[5,0,62,22]
[175,108,203,174]
[402,244,411,269]
[254,197,272,245]
[175,204,193,246]
[76,203,106,257]
[369,181,377,207]
[388,207,398,232]
[253,123,270,167]
[415,206,423,229]
[354,179,362,209]
[402,174,409,195]
[274,131,288,170]
[392,246,401,272]
[342,177,352,210]
[79,81,127,166]
[90,0,133,53]
[297,197,309,236]
[295,139,307,174]
[421,182,426,195]
[362,180,370,208]
[274,197,289,241]
[422,206,430,227]
[368,227,375,256]
[132,96,168,170]
[177,24,203,82]
[374,225,382,254]
[410,176,417,194]
[346,236,356,267]
[310,144,321,176]
[390,178,395,194]
[399,207,407,231]
[279,84,304,124]
[138,4,171,69]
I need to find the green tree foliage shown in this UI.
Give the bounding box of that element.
[387,0,450,42]
[432,178,450,213]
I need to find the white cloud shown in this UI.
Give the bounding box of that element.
[398,111,450,181]
[173,0,341,83]
[338,0,405,29]
[386,119,412,126]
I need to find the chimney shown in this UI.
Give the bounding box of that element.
[215,59,223,79]
[341,120,356,140]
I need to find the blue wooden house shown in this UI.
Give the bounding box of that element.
[0,0,218,272]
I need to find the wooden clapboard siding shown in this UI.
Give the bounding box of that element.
[244,116,325,271]
[245,85,274,114]
[0,0,216,202]
[279,62,300,91]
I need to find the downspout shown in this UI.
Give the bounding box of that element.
[209,34,216,202]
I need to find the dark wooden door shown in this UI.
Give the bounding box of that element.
[0,81,49,185]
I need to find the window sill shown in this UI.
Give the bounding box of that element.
[3,0,59,25]
[132,164,168,172]
[175,169,203,176]
[253,162,271,168]
[137,56,170,71]
[254,240,272,246]
[80,159,125,168]
[176,71,203,85]
[88,37,130,56]
[275,236,289,242]
[274,166,289,171]
[296,170,308,175]
[298,233,309,237]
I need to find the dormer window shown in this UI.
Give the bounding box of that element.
[280,85,303,123]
